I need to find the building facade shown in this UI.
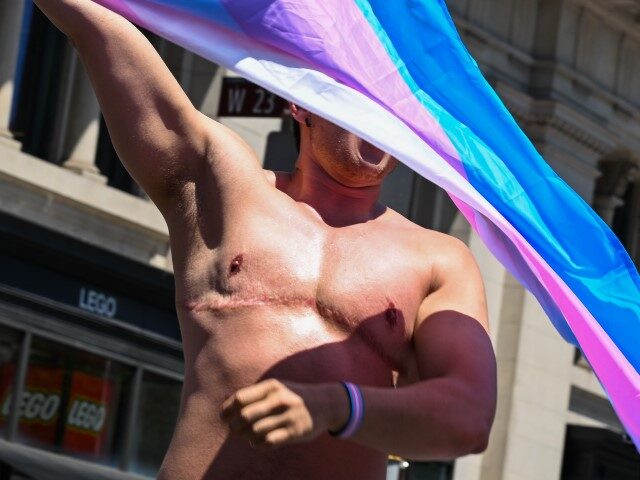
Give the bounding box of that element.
[0,1,638,479]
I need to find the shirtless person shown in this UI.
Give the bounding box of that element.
[34,1,497,479]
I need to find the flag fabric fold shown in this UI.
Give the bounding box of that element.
[92,0,640,449]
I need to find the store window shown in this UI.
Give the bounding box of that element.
[561,425,639,479]
[387,459,454,480]
[0,326,23,438]
[406,461,454,480]
[11,6,68,161]
[130,372,181,476]
[12,337,133,467]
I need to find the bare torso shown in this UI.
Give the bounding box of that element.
[158,172,440,480]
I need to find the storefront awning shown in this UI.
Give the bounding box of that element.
[0,440,148,480]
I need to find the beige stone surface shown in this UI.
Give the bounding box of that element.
[219,117,283,165]
[0,1,26,134]
[498,295,573,480]
[503,434,565,479]
[0,142,170,270]
[441,2,638,478]
[570,363,608,398]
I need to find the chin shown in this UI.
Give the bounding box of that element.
[318,149,397,187]
[357,157,398,181]
[338,165,390,188]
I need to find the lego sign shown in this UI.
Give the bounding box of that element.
[67,398,107,432]
[0,390,60,422]
[0,364,63,445]
[0,365,114,457]
[78,287,118,318]
[63,371,113,456]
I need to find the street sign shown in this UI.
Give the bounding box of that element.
[218,77,288,117]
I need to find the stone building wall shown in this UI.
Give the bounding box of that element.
[448,2,639,479]
[0,1,638,479]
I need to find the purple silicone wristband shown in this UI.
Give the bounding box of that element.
[329,382,364,439]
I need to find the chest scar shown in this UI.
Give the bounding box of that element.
[185,293,408,371]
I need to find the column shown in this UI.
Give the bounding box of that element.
[452,230,526,480]
[188,55,224,118]
[592,152,639,225]
[499,292,575,480]
[0,0,27,144]
[60,51,106,183]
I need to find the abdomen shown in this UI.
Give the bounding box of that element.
[161,307,393,479]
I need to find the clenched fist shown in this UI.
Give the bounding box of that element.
[220,379,349,450]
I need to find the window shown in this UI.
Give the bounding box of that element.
[130,372,181,476]
[408,176,458,233]
[10,6,68,161]
[0,326,23,437]
[95,115,144,197]
[406,461,454,480]
[0,325,184,476]
[13,337,134,467]
[381,163,460,233]
[612,180,640,266]
[387,459,454,480]
[380,162,417,218]
[561,425,639,479]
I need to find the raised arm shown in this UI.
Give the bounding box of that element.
[32,0,263,215]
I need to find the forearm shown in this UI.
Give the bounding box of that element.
[32,0,191,136]
[325,380,493,460]
[221,374,494,459]
[32,0,107,40]
[32,0,206,206]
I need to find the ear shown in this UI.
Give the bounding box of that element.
[290,103,310,126]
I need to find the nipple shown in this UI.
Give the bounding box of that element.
[229,254,244,276]
[385,302,398,327]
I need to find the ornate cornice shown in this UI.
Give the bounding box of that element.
[575,0,640,42]
[502,96,618,155]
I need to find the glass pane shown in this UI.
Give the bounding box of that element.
[13,337,133,467]
[405,461,454,480]
[131,372,181,476]
[0,325,23,437]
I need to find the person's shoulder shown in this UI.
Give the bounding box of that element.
[382,208,469,254]
[420,231,483,298]
[386,210,480,281]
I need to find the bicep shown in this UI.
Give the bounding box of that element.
[73,7,270,212]
[413,240,496,403]
[70,2,209,207]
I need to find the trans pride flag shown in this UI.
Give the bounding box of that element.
[93,0,640,449]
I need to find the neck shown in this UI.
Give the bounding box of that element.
[286,156,385,227]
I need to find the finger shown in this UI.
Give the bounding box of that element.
[221,380,278,416]
[233,397,287,432]
[250,412,290,437]
[260,428,291,449]
[227,404,280,434]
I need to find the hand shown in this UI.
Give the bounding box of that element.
[220,379,348,450]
